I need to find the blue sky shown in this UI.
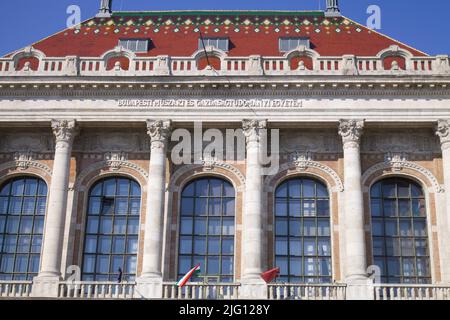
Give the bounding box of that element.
[0,0,449,56]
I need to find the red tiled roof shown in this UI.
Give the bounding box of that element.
[9,11,427,58]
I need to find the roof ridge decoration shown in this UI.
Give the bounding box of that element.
[97,0,112,18]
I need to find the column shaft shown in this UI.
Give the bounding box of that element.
[339,119,368,281]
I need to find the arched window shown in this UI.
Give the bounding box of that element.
[0,177,47,280]
[82,177,141,282]
[178,178,235,283]
[274,178,331,283]
[371,178,431,284]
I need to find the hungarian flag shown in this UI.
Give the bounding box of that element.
[261,267,280,283]
[177,264,201,287]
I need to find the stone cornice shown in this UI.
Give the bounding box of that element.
[0,79,449,98]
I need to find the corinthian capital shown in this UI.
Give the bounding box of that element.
[436,119,450,149]
[338,119,365,146]
[242,119,267,144]
[51,119,79,144]
[146,119,172,148]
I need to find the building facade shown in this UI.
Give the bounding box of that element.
[1,1,450,300]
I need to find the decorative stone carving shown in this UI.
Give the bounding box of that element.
[384,152,408,172]
[146,119,172,149]
[51,119,79,146]
[362,159,444,193]
[264,161,344,192]
[361,129,439,153]
[339,119,364,147]
[280,131,341,153]
[13,151,36,170]
[104,152,129,171]
[436,119,450,150]
[242,119,267,145]
[202,155,219,171]
[291,151,313,171]
[0,133,54,153]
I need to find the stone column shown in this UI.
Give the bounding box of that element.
[240,119,267,299]
[136,119,171,299]
[33,119,78,297]
[436,119,450,283]
[338,119,372,300]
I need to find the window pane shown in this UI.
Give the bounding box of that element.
[208,238,220,254]
[180,236,192,254]
[383,200,396,216]
[96,256,110,273]
[22,198,36,214]
[104,179,116,196]
[276,183,287,197]
[289,200,301,217]
[289,219,301,237]
[34,216,44,234]
[208,218,221,235]
[303,219,316,236]
[304,239,316,256]
[180,217,193,235]
[317,200,329,216]
[289,180,301,198]
[302,200,316,216]
[290,257,302,276]
[6,216,20,233]
[100,217,113,234]
[127,237,138,253]
[17,235,31,253]
[11,180,25,196]
[115,198,128,214]
[178,256,191,274]
[0,197,8,214]
[383,183,396,197]
[9,198,22,214]
[210,179,222,196]
[98,236,111,254]
[276,219,288,236]
[222,238,234,254]
[194,218,207,235]
[303,180,315,197]
[221,257,233,274]
[194,237,206,254]
[88,198,101,214]
[129,199,140,215]
[20,217,33,234]
[413,221,427,237]
[31,236,42,253]
[208,198,221,215]
[222,218,234,235]
[84,236,97,253]
[223,198,235,215]
[117,179,129,196]
[290,239,302,256]
[318,239,331,256]
[275,238,288,255]
[317,219,330,236]
[195,198,207,216]
[113,217,127,234]
[86,217,99,233]
[207,257,220,274]
[275,199,288,216]
[371,199,382,217]
[112,236,126,254]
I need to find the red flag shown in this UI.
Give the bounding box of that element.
[261,267,280,283]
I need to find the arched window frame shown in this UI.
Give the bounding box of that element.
[0,176,48,280]
[177,177,236,283]
[369,177,431,284]
[81,176,142,282]
[273,177,332,284]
